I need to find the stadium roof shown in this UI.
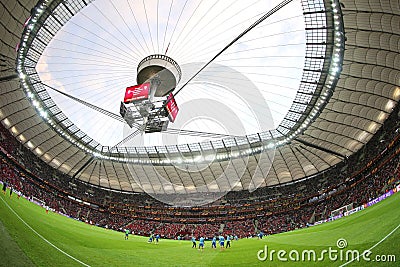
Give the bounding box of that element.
[0,0,399,202]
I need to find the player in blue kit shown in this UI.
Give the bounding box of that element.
[219,235,225,250]
[198,236,205,251]
[155,234,160,244]
[258,231,264,239]
[211,236,217,249]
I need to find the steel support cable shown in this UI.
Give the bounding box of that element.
[39,79,242,137]
[151,0,300,126]
[37,80,242,142]
[35,80,125,123]
[163,0,295,106]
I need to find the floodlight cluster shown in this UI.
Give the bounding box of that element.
[280,0,345,146]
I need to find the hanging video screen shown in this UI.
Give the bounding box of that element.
[165,93,179,122]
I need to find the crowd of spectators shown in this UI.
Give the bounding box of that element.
[0,104,399,239]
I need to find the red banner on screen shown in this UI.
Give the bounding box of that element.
[23,16,31,28]
[124,82,150,103]
[165,93,179,122]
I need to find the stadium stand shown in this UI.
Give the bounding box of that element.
[1,103,399,239]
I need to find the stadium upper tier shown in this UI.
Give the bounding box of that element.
[0,0,399,198]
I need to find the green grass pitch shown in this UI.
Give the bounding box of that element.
[0,190,399,267]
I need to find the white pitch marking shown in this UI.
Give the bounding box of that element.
[0,196,91,267]
[339,222,400,266]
